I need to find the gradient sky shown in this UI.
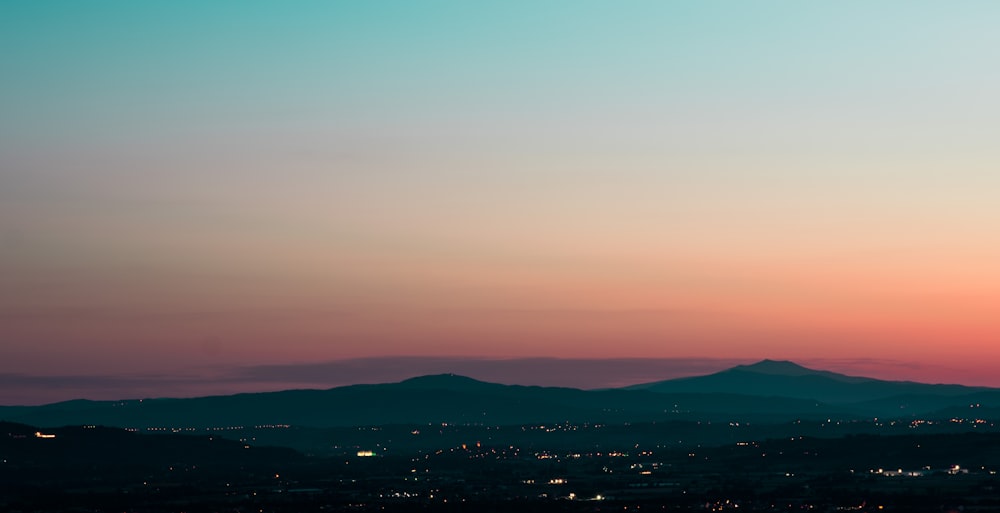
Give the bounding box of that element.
[2,2,1000,403]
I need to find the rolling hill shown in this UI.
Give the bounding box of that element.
[630,359,1000,414]
[1,372,852,428]
[2,361,998,429]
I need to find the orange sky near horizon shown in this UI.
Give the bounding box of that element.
[2,2,1000,398]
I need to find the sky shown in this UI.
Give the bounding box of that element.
[2,2,999,404]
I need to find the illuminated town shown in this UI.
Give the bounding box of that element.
[4,414,999,512]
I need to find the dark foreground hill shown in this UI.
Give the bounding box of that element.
[0,420,302,468]
[3,418,1000,513]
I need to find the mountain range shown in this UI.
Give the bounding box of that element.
[2,360,998,429]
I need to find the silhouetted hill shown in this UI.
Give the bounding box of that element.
[731,359,869,381]
[629,360,999,413]
[394,373,501,390]
[4,362,999,430]
[0,376,854,429]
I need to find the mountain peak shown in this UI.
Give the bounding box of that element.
[735,360,817,376]
[396,374,497,390]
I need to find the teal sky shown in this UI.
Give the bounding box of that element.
[3,2,1000,400]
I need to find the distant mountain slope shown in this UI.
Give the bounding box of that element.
[629,359,998,409]
[3,362,999,429]
[0,373,855,428]
[727,360,870,382]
